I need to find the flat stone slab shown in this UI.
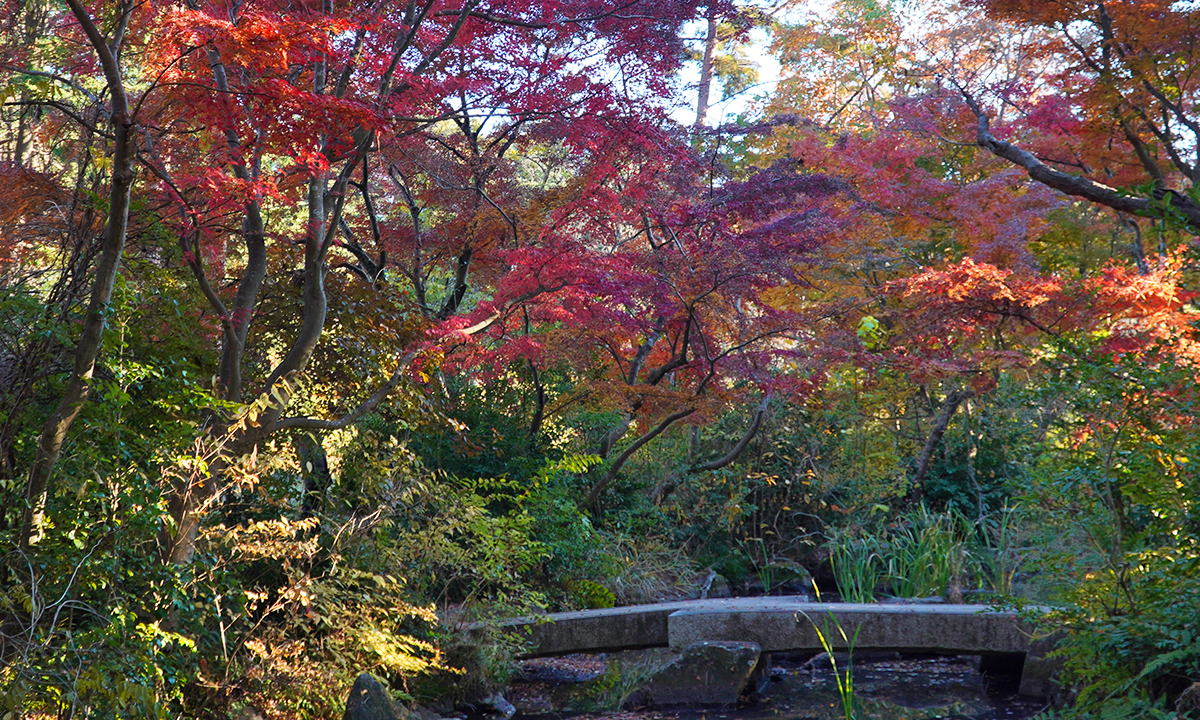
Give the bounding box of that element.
[503,598,795,656]
[502,597,1036,657]
[668,602,1031,655]
[501,599,709,656]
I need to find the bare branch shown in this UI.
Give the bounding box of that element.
[275,350,423,431]
[581,407,696,510]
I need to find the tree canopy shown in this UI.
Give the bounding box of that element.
[3,0,1200,717]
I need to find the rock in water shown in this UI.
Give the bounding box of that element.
[630,641,761,708]
[344,673,415,720]
[481,692,516,719]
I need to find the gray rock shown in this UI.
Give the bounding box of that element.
[412,705,444,720]
[629,641,761,708]
[1018,632,1064,698]
[480,692,515,719]
[1177,682,1200,719]
[231,706,266,720]
[682,570,732,600]
[705,573,732,599]
[344,673,416,720]
[696,571,729,600]
[764,560,813,596]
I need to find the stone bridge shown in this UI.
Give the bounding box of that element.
[499,596,1057,696]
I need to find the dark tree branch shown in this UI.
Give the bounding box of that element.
[582,407,697,511]
[652,392,771,504]
[437,245,473,320]
[961,91,1200,231]
[435,0,646,29]
[696,393,771,473]
[909,387,975,505]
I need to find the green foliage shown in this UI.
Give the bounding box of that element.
[405,373,560,483]
[564,579,617,609]
[1013,341,1200,709]
[519,455,614,603]
[664,409,828,589]
[0,470,199,719]
[799,585,862,720]
[600,534,701,605]
[826,525,884,603]
[976,502,1026,596]
[1037,546,1200,714]
[515,454,701,608]
[882,507,974,599]
[380,472,548,610]
[825,507,979,602]
[921,406,1025,517]
[1031,695,1180,720]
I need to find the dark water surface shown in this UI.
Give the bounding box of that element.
[512,652,1049,720]
[737,654,1048,720]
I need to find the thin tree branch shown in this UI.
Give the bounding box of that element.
[581,407,696,510]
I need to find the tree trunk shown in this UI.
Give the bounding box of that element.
[295,432,331,519]
[909,388,974,505]
[19,0,134,549]
[694,6,719,128]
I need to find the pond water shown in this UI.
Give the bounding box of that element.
[511,652,1049,720]
[741,653,1048,720]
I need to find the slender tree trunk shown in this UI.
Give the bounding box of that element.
[528,360,546,448]
[964,398,985,523]
[909,388,974,505]
[19,0,134,549]
[13,92,31,167]
[582,408,696,511]
[652,394,770,505]
[295,432,331,519]
[694,6,718,128]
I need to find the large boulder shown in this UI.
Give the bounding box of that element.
[627,641,761,708]
[344,673,417,720]
[764,559,814,596]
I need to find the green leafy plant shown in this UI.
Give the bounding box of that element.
[827,528,883,603]
[799,584,862,720]
[826,508,979,604]
[0,475,202,719]
[884,507,974,599]
[601,534,701,605]
[977,502,1025,595]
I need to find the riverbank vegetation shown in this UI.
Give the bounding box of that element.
[2,0,1199,717]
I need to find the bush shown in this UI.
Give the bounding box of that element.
[0,475,199,719]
